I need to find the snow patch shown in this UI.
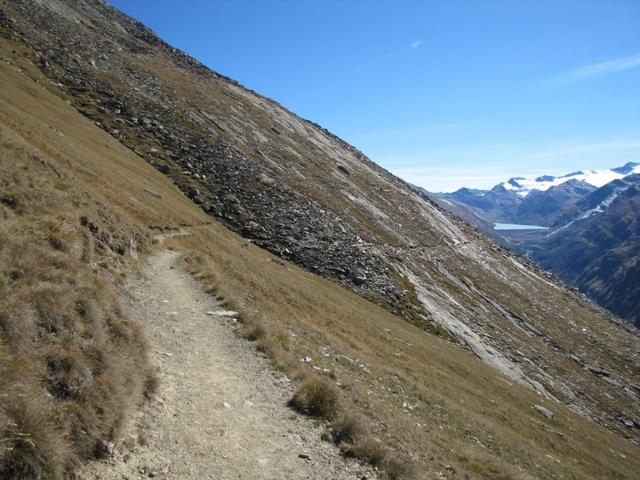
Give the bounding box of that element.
[498,163,640,197]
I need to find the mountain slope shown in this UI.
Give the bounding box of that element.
[1,0,639,453]
[513,180,597,226]
[4,46,640,480]
[412,185,504,242]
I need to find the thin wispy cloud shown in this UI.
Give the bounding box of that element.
[551,54,640,86]
[353,39,423,72]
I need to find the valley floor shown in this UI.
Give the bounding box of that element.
[78,249,378,480]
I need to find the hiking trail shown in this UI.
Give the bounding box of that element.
[78,249,378,480]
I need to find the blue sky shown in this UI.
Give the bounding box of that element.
[110,0,640,192]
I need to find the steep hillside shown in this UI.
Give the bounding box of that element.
[1,0,639,449]
[0,48,211,476]
[2,48,640,480]
[0,7,640,480]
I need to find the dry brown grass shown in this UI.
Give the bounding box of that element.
[0,125,161,476]
[0,46,209,478]
[331,411,368,444]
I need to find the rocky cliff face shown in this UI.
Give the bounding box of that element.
[2,0,639,443]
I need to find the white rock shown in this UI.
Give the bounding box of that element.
[534,404,555,419]
[206,310,239,318]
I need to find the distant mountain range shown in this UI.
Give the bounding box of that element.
[437,162,640,227]
[498,161,640,198]
[426,162,640,326]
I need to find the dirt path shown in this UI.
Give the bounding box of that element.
[78,250,378,480]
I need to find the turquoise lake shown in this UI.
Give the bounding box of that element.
[493,223,549,231]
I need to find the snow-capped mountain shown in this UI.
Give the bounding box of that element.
[438,162,639,227]
[500,162,640,197]
[552,173,640,229]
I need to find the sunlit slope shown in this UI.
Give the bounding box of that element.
[0,40,639,479]
[2,0,638,445]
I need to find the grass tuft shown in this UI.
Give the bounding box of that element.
[331,411,368,444]
[289,376,340,419]
[342,437,414,479]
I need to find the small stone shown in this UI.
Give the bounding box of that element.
[353,275,367,286]
[534,404,554,419]
[621,417,636,428]
[298,453,311,460]
[257,173,276,186]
